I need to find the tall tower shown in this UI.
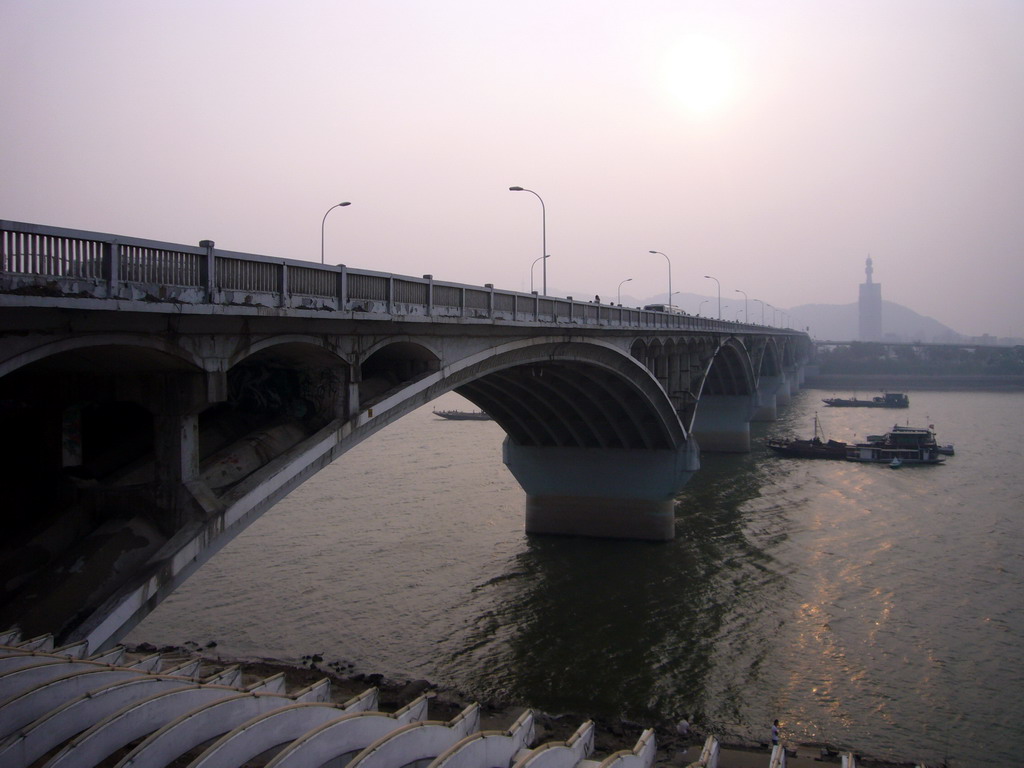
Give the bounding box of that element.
[858,257,882,341]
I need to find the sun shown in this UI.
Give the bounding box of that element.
[661,36,740,117]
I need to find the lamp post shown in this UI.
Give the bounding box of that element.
[617,277,632,305]
[753,299,764,325]
[704,275,721,319]
[321,202,351,264]
[530,255,549,293]
[734,289,748,324]
[698,299,708,316]
[649,250,672,307]
[509,186,547,296]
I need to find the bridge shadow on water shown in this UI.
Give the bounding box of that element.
[440,442,795,731]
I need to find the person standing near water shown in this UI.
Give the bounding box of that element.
[674,715,691,763]
[771,719,780,748]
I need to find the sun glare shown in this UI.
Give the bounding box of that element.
[662,36,740,117]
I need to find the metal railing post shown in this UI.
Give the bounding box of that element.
[423,274,434,316]
[103,238,121,297]
[199,239,215,300]
[336,264,348,310]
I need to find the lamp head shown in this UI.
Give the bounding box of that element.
[339,202,351,207]
[509,186,524,191]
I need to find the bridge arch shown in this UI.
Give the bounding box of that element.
[696,337,756,398]
[359,340,440,407]
[0,333,205,379]
[227,334,350,369]
[449,339,687,451]
[750,336,783,379]
[687,337,758,452]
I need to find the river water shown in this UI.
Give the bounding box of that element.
[128,388,1024,767]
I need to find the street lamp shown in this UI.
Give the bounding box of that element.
[530,255,549,293]
[649,250,671,307]
[321,202,351,264]
[617,277,632,305]
[735,289,748,324]
[509,186,547,296]
[704,275,721,319]
[698,299,708,316]
[753,298,764,325]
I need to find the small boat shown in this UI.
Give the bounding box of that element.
[766,413,848,459]
[846,424,945,465]
[822,392,909,408]
[432,409,492,421]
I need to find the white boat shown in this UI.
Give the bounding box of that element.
[846,424,945,465]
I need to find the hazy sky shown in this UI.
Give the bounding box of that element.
[2,0,1022,338]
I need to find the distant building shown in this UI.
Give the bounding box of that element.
[858,257,882,341]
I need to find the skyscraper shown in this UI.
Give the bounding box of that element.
[858,257,882,341]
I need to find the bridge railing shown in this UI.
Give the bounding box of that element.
[1,220,788,334]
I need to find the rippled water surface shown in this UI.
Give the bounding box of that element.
[129,389,1024,767]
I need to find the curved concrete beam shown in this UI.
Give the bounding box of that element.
[512,720,594,768]
[265,696,431,768]
[346,704,481,768]
[186,690,377,768]
[429,710,535,768]
[43,684,250,768]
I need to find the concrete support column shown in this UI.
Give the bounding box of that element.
[667,351,690,409]
[502,439,700,541]
[654,349,669,392]
[150,374,208,528]
[691,394,754,452]
[346,360,362,421]
[752,374,784,421]
[793,364,806,387]
[775,373,792,406]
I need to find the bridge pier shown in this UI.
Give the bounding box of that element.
[502,441,699,541]
[774,374,792,406]
[691,394,754,452]
[752,374,785,421]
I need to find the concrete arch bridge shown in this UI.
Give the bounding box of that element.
[0,220,811,652]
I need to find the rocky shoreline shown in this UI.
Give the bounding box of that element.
[128,642,918,767]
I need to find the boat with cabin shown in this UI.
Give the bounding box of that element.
[822,392,910,408]
[846,424,945,465]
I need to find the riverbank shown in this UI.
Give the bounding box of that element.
[128,643,918,768]
[804,373,1024,391]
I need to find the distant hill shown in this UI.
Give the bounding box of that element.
[788,300,962,343]
[604,291,1017,344]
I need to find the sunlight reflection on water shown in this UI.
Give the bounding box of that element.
[129,389,1024,767]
